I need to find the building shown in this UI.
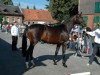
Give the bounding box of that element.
[22,9,57,25]
[79,0,100,29]
[0,4,23,25]
[0,4,57,25]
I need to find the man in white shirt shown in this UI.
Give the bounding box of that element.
[11,21,19,51]
[86,24,100,65]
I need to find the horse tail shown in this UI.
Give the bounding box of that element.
[22,25,28,57]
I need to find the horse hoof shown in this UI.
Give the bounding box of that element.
[30,64,36,68]
[32,63,36,68]
[30,60,35,67]
[63,63,67,67]
[33,65,36,67]
[53,60,57,65]
[25,62,29,69]
[54,62,57,65]
[25,67,29,71]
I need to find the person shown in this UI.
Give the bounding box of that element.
[7,24,11,33]
[11,22,19,51]
[85,27,92,54]
[92,23,97,30]
[0,23,1,31]
[86,24,100,66]
[28,22,31,26]
[82,27,87,53]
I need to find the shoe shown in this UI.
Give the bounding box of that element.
[87,63,91,66]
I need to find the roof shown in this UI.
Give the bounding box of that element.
[22,9,57,23]
[0,4,23,16]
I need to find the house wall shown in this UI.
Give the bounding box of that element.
[24,20,53,25]
[79,0,95,14]
[2,16,23,25]
[87,15,94,29]
[79,0,100,29]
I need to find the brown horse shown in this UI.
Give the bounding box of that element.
[22,13,85,68]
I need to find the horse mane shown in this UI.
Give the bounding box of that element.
[28,24,45,32]
[62,15,77,34]
[62,15,76,24]
[43,15,76,33]
[46,23,65,30]
[29,24,45,29]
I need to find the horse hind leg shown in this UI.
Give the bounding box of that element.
[53,44,61,65]
[62,43,67,67]
[22,33,27,57]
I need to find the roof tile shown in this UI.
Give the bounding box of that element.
[22,9,57,23]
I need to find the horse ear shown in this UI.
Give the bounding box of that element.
[79,12,82,16]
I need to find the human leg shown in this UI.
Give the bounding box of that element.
[12,36,18,51]
[88,43,98,65]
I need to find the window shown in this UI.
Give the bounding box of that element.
[7,17,9,22]
[17,18,20,23]
[95,2,100,13]
[14,10,19,13]
[93,16,100,28]
[3,9,8,12]
[12,17,15,22]
[94,16,100,23]
[3,17,7,21]
[83,16,88,26]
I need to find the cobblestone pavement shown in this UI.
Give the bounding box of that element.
[0,31,100,75]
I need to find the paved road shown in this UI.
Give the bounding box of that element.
[0,32,100,75]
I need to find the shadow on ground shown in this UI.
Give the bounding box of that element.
[0,38,26,75]
[34,53,74,67]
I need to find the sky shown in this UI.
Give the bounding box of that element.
[12,0,49,10]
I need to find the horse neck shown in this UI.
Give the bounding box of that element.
[64,20,74,34]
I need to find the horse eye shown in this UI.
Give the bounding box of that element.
[80,16,82,18]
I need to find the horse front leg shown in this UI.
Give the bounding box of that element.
[53,44,61,65]
[62,43,67,67]
[29,44,36,68]
[25,43,35,69]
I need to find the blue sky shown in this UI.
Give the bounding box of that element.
[12,0,49,10]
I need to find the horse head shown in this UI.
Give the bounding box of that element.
[72,12,86,27]
[61,13,86,34]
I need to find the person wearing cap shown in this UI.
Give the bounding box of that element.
[11,21,19,51]
[87,24,100,65]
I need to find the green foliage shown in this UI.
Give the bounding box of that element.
[47,0,78,22]
[27,5,29,9]
[1,0,13,5]
[33,5,36,10]
[3,21,8,25]
[2,17,8,25]
[0,15,3,23]
[45,5,49,9]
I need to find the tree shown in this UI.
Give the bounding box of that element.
[0,0,13,5]
[27,5,29,9]
[17,2,21,7]
[33,5,36,10]
[69,0,78,16]
[47,0,78,22]
[45,5,49,9]
[0,15,3,23]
